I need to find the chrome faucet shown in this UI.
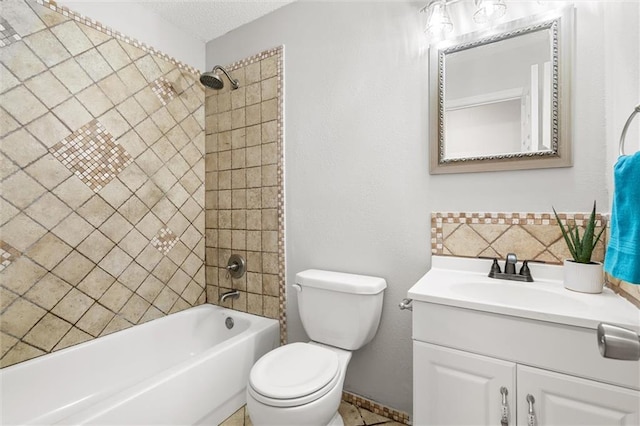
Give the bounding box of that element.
[219,290,240,303]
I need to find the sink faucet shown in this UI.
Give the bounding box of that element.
[505,253,517,275]
[219,289,240,303]
[488,253,534,282]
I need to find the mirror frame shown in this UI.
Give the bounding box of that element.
[429,7,574,174]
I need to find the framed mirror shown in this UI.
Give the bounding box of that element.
[429,8,574,174]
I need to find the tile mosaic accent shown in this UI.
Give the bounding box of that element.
[342,392,411,425]
[431,212,606,264]
[150,227,178,255]
[0,18,22,47]
[49,119,132,192]
[204,46,287,343]
[151,77,176,106]
[0,0,205,368]
[0,241,21,272]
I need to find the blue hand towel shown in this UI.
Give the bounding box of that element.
[604,151,640,284]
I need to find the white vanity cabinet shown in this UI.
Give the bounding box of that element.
[409,256,640,426]
[414,341,640,425]
[414,342,515,425]
[516,364,640,425]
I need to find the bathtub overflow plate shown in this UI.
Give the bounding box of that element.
[225,317,234,329]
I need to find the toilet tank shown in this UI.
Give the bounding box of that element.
[294,270,386,351]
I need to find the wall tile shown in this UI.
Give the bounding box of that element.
[50,21,92,56]
[2,0,46,38]
[204,47,286,335]
[0,85,48,125]
[23,30,70,67]
[0,0,205,367]
[24,71,72,109]
[1,213,47,252]
[52,98,92,129]
[24,112,70,148]
[50,59,93,94]
[75,48,113,82]
[0,41,47,81]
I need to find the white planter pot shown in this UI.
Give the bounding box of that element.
[563,260,604,294]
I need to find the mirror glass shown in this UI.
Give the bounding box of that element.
[429,9,573,174]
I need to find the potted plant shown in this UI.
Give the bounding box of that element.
[553,202,606,293]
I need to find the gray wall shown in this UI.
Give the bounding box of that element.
[204,1,639,414]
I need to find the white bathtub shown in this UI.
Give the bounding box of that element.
[0,304,279,425]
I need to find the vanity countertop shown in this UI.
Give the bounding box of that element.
[409,256,640,332]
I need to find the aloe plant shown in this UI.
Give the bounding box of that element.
[553,202,605,264]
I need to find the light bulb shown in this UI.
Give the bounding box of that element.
[424,0,453,38]
[473,0,507,24]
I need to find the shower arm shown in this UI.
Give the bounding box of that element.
[211,65,239,90]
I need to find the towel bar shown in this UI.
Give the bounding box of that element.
[619,103,640,156]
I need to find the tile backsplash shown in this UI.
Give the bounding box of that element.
[203,47,286,343]
[0,0,206,367]
[432,212,606,263]
[432,212,640,307]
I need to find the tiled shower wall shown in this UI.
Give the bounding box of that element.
[432,212,640,306]
[0,0,206,367]
[203,47,286,341]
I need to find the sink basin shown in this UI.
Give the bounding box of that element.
[408,256,640,331]
[449,281,589,311]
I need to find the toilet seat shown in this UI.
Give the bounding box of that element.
[248,343,341,408]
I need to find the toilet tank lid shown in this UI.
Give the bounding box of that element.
[295,269,387,294]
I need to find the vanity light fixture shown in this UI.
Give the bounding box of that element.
[421,0,508,39]
[473,0,507,24]
[423,0,453,38]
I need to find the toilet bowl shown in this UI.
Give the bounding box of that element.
[247,342,351,426]
[245,270,386,426]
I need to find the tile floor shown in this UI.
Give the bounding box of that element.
[220,402,406,426]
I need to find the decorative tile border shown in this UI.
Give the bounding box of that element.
[37,0,201,76]
[431,212,607,264]
[342,391,411,425]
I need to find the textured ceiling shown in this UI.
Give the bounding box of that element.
[140,1,296,43]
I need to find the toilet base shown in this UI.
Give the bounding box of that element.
[327,411,344,426]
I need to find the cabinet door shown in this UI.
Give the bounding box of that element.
[414,341,516,426]
[517,365,640,425]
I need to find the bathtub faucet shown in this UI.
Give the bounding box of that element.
[219,290,240,303]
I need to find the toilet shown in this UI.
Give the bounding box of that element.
[246,269,387,426]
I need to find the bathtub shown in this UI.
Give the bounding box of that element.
[0,304,279,425]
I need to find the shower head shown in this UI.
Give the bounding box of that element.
[200,65,239,90]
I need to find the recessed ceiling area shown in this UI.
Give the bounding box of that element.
[139,0,296,43]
